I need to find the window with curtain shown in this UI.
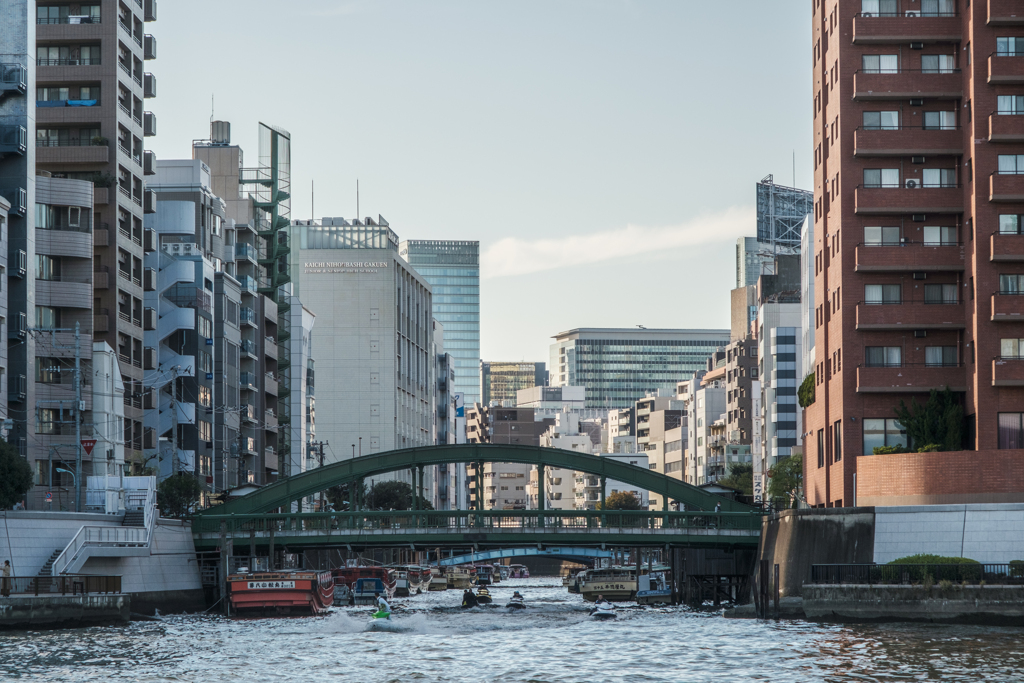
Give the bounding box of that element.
[863,111,899,130]
[861,0,898,15]
[923,226,957,245]
[921,0,955,15]
[862,54,899,73]
[999,155,1024,174]
[997,37,1024,56]
[925,346,958,366]
[863,169,900,187]
[864,226,900,245]
[1000,274,1024,294]
[1000,215,1023,234]
[863,419,907,454]
[921,55,956,73]
[865,346,902,367]
[998,96,1024,115]
[1001,338,1024,358]
[923,111,956,130]
[924,283,958,304]
[833,421,843,462]
[35,306,59,329]
[922,168,956,187]
[865,284,901,304]
[998,413,1024,449]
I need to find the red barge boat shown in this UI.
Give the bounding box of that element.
[228,570,335,616]
[331,565,397,605]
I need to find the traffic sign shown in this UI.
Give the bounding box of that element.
[81,439,97,456]
[45,492,52,502]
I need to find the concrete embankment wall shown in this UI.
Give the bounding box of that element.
[803,584,1024,625]
[0,594,130,629]
[0,512,203,614]
[873,504,1024,563]
[757,508,875,597]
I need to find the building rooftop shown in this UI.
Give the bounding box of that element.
[553,328,730,341]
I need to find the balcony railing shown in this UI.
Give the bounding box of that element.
[37,16,101,24]
[992,358,1024,386]
[853,126,962,157]
[855,241,964,272]
[853,69,963,100]
[989,112,1024,142]
[854,185,963,215]
[38,58,101,66]
[856,301,965,330]
[988,54,1024,85]
[991,232,1024,262]
[991,293,1024,321]
[990,173,1024,202]
[852,12,960,45]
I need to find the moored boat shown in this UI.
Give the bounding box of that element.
[579,566,637,602]
[447,566,472,589]
[509,564,530,579]
[428,567,448,591]
[332,565,397,605]
[228,570,334,616]
[635,568,673,605]
[473,564,495,585]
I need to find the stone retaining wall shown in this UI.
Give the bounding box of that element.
[803,584,1024,625]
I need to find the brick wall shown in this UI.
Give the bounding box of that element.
[857,450,1024,506]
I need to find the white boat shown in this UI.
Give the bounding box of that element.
[591,601,617,620]
[447,566,472,590]
[428,567,448,591]
[635,568,673,605]
[579,566,637,602]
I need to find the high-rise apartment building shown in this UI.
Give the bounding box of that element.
[805,1,1024,507]
[479,360,546,407]
[399,240,480,405]
[33,0,157,475]
[550,328,730,409]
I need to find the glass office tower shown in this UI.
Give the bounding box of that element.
[399,241,480,405]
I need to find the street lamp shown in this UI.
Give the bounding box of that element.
[56,467,77,511]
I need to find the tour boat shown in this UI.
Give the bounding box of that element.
[334,566,396,605]
[227,570,335,616]
[428,567,449,591]
[447,566,472,589]
[497,564,510,581]
[473,564,495,585]
[509,564,530,579]
[635,568,673,605]
[579,566,637,602]
[564,570,585,594]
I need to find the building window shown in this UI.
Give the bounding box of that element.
[199,351,212,373]
[833,421,842,462]
[999,274,1024,295]
[36,357,61,384]
[817,429,825,468]
[923,111,956,130]
[863,419,907,454]
[864,226,900,245]
[922,168,956,188]
[998,155,1024,175]
[1000,215,1024,234]
[998,96,1024,115]
[921,54,956,73]
[198,385,212,408]
[35,306,60,329]
[862,111,898,130]
[861,54,898,73]
[923,226,957,246]
[864,283,901,304]
[921,0,955,16]
[198,420,211,443]
[997,37,1024,57]
[861,0,898,16]
[198,316,212,339]
[863,168,899,187]
[924,283,958,304]
[998,413,1024,449]
[925,346,958,367]
[865,346,902,367]
[35,254,60,281]
[1000,338,1024,359]
[36,408,59,435]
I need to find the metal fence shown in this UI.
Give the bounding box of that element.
[2,575,122,596]
[810,563,1024,586]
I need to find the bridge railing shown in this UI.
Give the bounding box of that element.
[190,510,764,535]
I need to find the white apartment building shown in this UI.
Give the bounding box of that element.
[681,374,726,487]
[757,302,802,496]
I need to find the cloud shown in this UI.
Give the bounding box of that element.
[481,206,754,279]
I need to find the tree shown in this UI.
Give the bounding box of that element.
[893,387,964,452]
[717,463,753,495]
[798,372,815,408]
[596,491,644,511]
[326,482,366,511]
[0,440,32,509]
[366,481,434,511]
[157,474,202,518]
[767,454,802,502]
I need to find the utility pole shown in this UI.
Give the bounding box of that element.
[311,440,327,511]
[170,366,179,475]
[73,323,82,512]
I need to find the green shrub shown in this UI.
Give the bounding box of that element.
[889,554,980,565]
[873,445,907,455]
[888,554,982,584]
[798,373,815,408]
[916,443,942,452]
[1010,560,1024,578]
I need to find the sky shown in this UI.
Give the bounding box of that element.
[150,0,813,363]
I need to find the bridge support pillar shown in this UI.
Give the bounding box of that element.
[600,477,606,525]
[537,463,545,527]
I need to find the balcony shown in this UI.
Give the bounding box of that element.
[144,189,156,214]
[853,69,962,100]
[35,278,91,309]
[988,54,1024,84]
[855,242,964,272]
[988,113,1024,142]
[992,358,1024,386]
[853,127,962,157]
[94,309,109,333]
[93,187,108,205]
[242,404,256,423]
[239,372,257,391]
[264,373,278,396]
[0,63,28,94]
[143,72,156,99]
[990,173,1024,202]
[854,186,963,215]
[264,337,278,359]
[989,0,1024,25]
[856,364,966,393]
[145,0,157,21]
[36,140,108,165]
[991,232,1024,261]
[241,339,257,358]
[143,111,156,137]
[852,14,961,44]
[144,35,156,60]
[93,267,109,289]
[265,411,278,432]
[991,293,1024,321]
[264,448,278,472]
[235,243,256,262]
[0,125,26,155]
[856,302,965,330]
[240,307,256,326]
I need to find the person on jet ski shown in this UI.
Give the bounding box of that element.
[510,591,524,602]
[462,588,478,608]
[375,592,391,616]
[595,594,612,608]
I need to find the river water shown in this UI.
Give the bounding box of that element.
[2,577,1024,682]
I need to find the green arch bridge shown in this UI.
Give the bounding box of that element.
[191,444,762,552]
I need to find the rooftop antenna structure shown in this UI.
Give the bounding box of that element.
[356,178,360,220]
[756,174,812,264]
[210,94,214,124]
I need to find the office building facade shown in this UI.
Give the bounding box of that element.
[550,328,730,409]
[399,240,480,405]
[480,360,546,407]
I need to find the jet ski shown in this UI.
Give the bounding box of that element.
[505,595,526,610]
[371,609,391,620]
[591,601,617,620]
[476,587,493,604]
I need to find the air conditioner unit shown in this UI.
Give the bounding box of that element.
[905,10,921,17]
[905,178,922,189]
[909,42,924,49]
[913,272,927,280]
[914,330,928,338]
[912,214,927,222]
[911,156,926,164]
[910,98,924,106]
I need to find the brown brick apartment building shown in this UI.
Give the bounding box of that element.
[807,0,1024,507]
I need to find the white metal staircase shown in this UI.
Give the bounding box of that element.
[51,486,157,576]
